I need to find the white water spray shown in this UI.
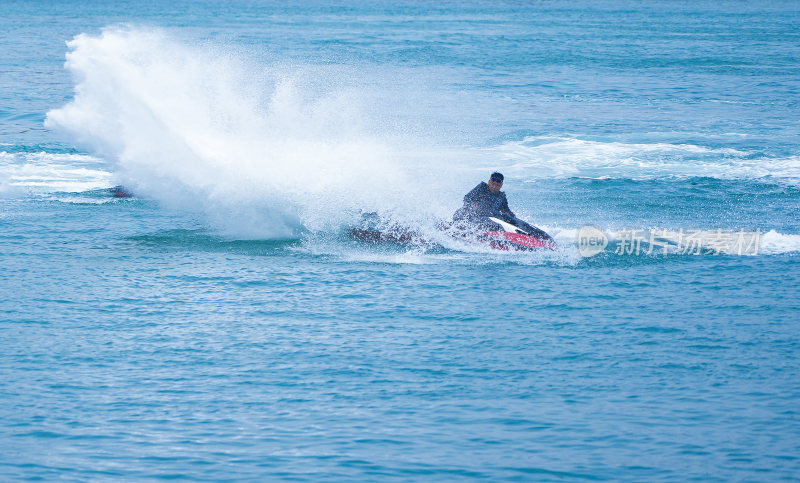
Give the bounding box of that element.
[46,26,451,238]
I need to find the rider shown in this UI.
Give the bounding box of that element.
[453,172,515,223]
[451,172,552,240]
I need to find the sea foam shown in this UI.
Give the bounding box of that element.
[0,151,113,195]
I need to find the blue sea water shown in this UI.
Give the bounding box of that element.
[2,0,800,480]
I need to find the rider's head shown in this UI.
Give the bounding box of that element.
[488,172,504,194]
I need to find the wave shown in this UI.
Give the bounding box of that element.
[0,151,112,196]
[491,136,800,184]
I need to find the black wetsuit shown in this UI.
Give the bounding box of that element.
[450,182,552,241]
[453,182,513,222]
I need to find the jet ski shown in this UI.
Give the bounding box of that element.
[446,213,556,251]
[348,212,555,251]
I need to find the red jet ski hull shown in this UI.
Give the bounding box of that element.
[481,231,556,251]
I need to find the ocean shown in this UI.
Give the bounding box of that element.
[1,0,799,480]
